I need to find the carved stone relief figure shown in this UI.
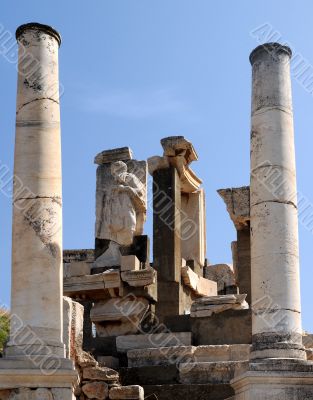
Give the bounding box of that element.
[96,161,146,246]
[94,149,147,269]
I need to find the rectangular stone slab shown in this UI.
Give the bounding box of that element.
[94,147,133,165]
[116,332,192,353]
[128,346,195,367]
[143,384,234,400]
[63,270,120,297]
[179,360,247,384]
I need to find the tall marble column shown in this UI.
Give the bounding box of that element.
[7,23,65,358]
[249,43,305,360]
[0,23,76,399]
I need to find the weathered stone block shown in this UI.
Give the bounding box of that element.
[182,266,217,296]
[192,309,252,346]
[218,186,250,230]
[181,265,199,290]
[147,155,170,175]
[82,382,108,399]
[121,268,156,287]
[63,261,91,278]
[83,366,119,382]
[204,264,236,294]
[109,385,144,399]
[179,361,246,384]
[128,346,195,367]
[91,297,149,337]
[191,294,248,318]
[121,255,140,271]
[95,147,133,164]
[64,273,105,295]
[143,384,234,400]
[236,228,251,304]
[98,356,120,369]
[153,167,181,283]
[181,189,206,269]
[155,281,194,322]
[63,249,95,263]
[194,345,251,362]
[116,332,192,353]
[120,365,179,386]
[196,277,217,296]
[63,297,84,360]
[103,269,121,289]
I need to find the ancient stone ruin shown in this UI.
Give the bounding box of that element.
[0,22,312,400]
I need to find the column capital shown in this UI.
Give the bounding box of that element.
[16,22,61,46]
[249,42,292,65]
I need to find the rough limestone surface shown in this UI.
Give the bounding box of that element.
[194,345,251,363]
[181,266,217,296]
[121,267,156,287]
[116,332,192,353]
[204,263,236,293]
[64,261,91,278]
[128,346,195,367]
[83,366,119,382]
[147,155,170,175]
[98,356,120,370]
[218,187,250,230]
[109,385,144,400]
[191,294,248,318]
[82,382,108,399]
[121,255,140,271]
[179,360,247,384]
[91,296,149,337]
[196,276,217,296]
[63,297,84,360]
[127,344,251,367]
[181,189,207,268]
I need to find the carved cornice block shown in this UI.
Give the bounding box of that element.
[121,268,156,287]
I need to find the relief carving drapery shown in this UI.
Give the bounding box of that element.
[96,161,146,246]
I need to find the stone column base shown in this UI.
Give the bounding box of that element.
[0,358,77,399]
[231,360,313,400]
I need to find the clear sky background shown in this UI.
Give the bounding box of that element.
[1,1,313,332]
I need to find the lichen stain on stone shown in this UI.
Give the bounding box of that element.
[23,78,42,92]
[23,199,61,259]
[47,242,61,260]
[21,38,30,47]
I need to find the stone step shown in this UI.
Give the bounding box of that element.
[179,361,248,384]
[128,346,194,367]
[127,344,251,367]
[116,332,192,353]
[120,365,179,386]
[143,384,235,400]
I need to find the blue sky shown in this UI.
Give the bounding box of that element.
[1,1,313,332]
